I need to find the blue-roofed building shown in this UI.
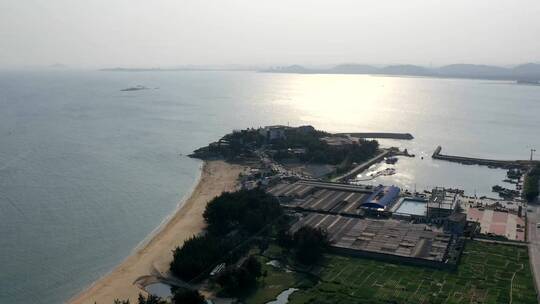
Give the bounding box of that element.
[361,185,400,210]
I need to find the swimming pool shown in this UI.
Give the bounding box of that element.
[394,198,427,216]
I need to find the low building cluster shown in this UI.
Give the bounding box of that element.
[266,180,467,268]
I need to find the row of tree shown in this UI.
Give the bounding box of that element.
[203,188,284,235]
[170,189,285,281]
[524,164,540,202]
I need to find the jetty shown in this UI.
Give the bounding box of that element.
[336,132,414,140]
[332,150,390,182]
[432,146,538,169]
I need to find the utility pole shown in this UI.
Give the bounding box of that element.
[531,148,536,161]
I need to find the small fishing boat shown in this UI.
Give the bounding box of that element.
[385,157,398,164]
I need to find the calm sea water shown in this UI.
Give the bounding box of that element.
[0,70,539,303]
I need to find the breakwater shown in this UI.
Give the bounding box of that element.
[332,150,390,182]
[337,132,414,140]
[432,146,538,169]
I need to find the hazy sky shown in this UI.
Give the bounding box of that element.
[1,0,539,68]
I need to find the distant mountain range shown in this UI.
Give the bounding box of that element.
[101,65,259,72]
[263,63,540,81]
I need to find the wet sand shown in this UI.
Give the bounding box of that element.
[69,160,244,304]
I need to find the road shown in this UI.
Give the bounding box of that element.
[527,204,540,301]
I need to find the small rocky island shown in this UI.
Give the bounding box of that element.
[120,85,149,91]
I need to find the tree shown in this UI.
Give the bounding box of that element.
[172,288,205,304]
[170,234,229,281]
[292,226,330,265]
[171,189,284,283]
[203,189,283,235]
[243,255,262,278]
[524,164,540,202]
[137,294,166,304]
[113,294,166,304]
[277,228,294,249]
[216,256,262,295]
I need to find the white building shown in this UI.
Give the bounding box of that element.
[259,125,287,141]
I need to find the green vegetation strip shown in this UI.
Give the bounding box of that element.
[248,241,537,304]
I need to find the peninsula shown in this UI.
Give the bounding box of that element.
[72,125,538,304]
[262,62,540,82]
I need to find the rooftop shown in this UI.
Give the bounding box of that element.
[291,213,451,262]
[361,185,400,210]
[267,180,372,216]
[321,136,356,146]
[427,188,458,210]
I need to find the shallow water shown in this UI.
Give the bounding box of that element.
[145,283,173,298]
[0,70,539,303]
[266,288,298,304]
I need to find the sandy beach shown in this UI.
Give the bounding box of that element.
[69,160,245,304]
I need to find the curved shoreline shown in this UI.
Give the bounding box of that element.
[131,161,204,257]
[68,160,245,304]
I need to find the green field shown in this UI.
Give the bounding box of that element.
[248,241,537,304]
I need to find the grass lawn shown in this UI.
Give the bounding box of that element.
[290,241,537,304]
